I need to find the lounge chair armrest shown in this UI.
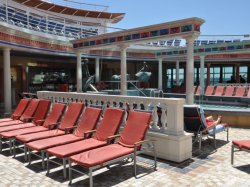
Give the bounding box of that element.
[35,120,45,126]
[107,134,121,144]
[65,126,77,134]
[206,124,216,131]
[83,130,97,139]
[134,139,156,148]
[48,123,60,130]
[11,114,21,120]
[22,117,34,123]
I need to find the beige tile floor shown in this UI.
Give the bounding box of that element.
[0,127,249,187]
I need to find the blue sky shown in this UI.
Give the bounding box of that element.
[54,0,250,35]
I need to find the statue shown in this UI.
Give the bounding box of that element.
[135,62,152,82]
[82,58,98,92]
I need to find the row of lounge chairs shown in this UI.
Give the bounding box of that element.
[0,99,157,186]
[195,85,250,97]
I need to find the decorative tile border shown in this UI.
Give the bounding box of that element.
[73,23,201,49]
[156,41,250,57]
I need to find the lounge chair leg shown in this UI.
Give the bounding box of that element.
[0,137,2,153]
[231,145,234,165]
[13,139,16,157]
[134,150,137,178]
[89,168,93,187]
[63,158,67,179]
[227,127,229,142]
[46,153,50,175]
[69,160,72,185]
[28,148,31,165]
[41,151,45,169]
[199,132,202,153]
[24,145,28,161]
[9,140,13,154]
[153,142,157,170]
[214,134,216,149]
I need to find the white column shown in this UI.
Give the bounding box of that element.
[95,58,100,82]
[200,55,205,95]
[3,48,11,113]
[176,60,180,86]
[120,45,128,95]
[158,58,163,90]
[76,52,82,92]
[185,36,195,104]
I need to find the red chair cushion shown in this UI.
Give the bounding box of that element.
[19,99,40,121]
[70,144,134,167]
[94,108,124,141]
[43,103,66,128]
[0,126,49,138]
[235,87,245,97]
[224,86,234,96]
[47,138,106,158]
[205,86,214,96]
[0,123,35,133]
[0,120,24,127]
[0,118,14,123]
[73,107,101,137]
[16,129,65,143]
[214,86,224,96]
[0,99,30,123]
[233,140,250,149]
[11,99,30,119]
[58,102,83,130]
[32,100,51,124]
[26,134,82,151]
[118,111,151,148]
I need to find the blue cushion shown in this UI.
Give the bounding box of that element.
[208,124,225,135]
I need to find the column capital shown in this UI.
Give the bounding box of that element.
[199,55,206,60]
[184,34,199,42]
[119,44,129,50]
[3,47,11,52]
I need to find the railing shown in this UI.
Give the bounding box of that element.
[37,91,185,134]
[37,91,191,162]
[0,1,104,39]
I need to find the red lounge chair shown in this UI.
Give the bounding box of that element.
[68,111,156,187]
[194,86,197,94]
[16,102,83,166]
[0,99,50,153]
[0,99,40,127]
[28,107,102,177]
[46,108,124,177]
[224,86,235,96]
[234,86,246,97]
[1,102,66,156]
[195,86,200,95]
[205,86,214,96]
[247,88,250,97]
[0,99,30,123]
[214,86,224,96]
[231,140,250,165]
[0,100,50,133]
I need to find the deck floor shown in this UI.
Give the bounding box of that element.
[0,127,249,187]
